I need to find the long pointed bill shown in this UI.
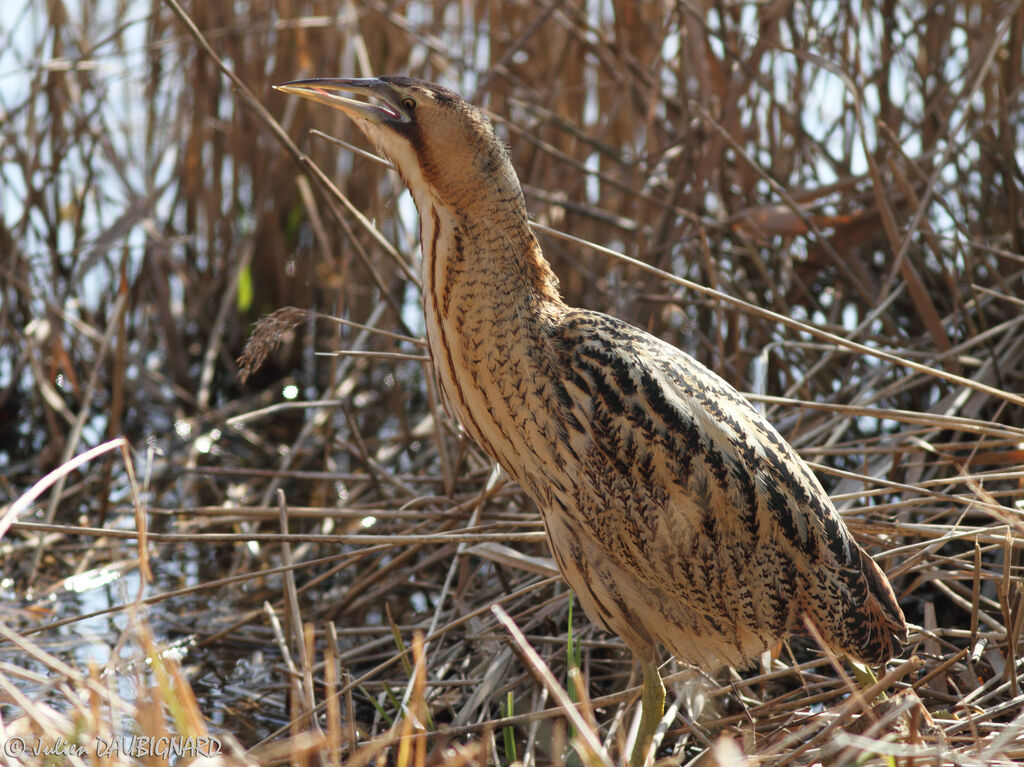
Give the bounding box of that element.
[273,78,410,124]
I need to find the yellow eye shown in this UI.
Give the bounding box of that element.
[401,96,416,110]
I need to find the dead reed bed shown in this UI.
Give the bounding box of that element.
[2,0,1024,764]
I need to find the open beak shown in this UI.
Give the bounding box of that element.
[274,78,410,124]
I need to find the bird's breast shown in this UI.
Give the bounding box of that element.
[419,203,572,490]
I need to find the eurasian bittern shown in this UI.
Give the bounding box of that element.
[277,77,907,764]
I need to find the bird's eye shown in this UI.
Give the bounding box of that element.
[401,96,416,111]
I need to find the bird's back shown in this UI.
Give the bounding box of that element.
[536,308,906,669]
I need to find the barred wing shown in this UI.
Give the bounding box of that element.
[549,309,906,666]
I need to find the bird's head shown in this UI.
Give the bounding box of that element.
[275,76,523,218]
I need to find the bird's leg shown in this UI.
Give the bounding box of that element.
[630,660,665,767]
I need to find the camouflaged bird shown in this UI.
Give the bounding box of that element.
[278,76,908,761]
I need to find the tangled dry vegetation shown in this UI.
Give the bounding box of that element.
[2,1,1024,765]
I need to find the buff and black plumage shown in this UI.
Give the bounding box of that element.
[277,76,907,764]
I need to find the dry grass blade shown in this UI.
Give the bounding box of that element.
[492,604,612,766]
[2,438,131,541]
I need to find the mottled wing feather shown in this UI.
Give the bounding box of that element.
[549,309,906,667]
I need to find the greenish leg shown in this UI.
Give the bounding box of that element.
[630,660,665,767]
